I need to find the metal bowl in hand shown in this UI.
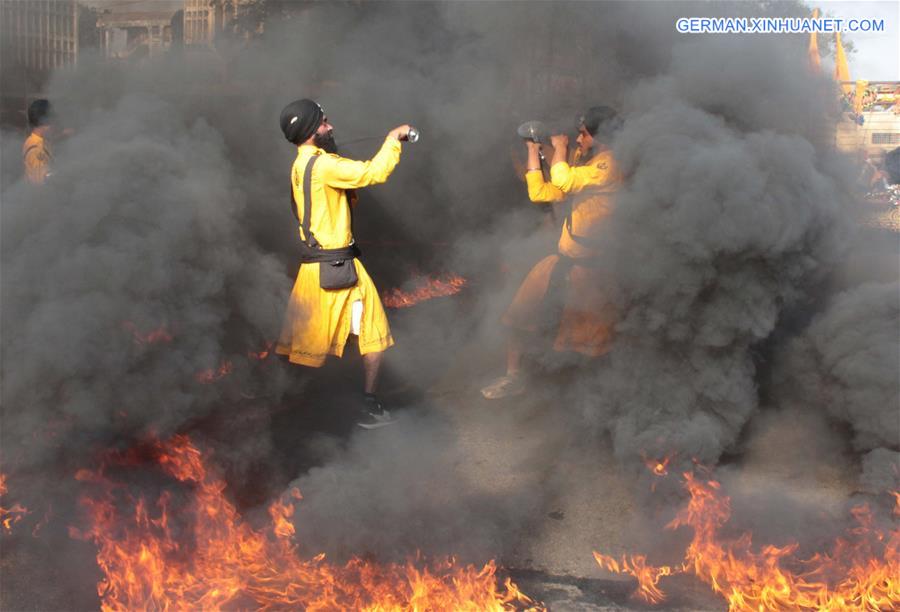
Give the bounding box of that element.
[517,120,549,144]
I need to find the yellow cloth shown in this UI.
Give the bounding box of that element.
[22,131,51,185]
[834,32,852,95]
[502,254,616,356]
[505,149,622,356]
[276,137,401,367]
[807,9,821,72]
[525,149,621,258]
[853,80,869,114]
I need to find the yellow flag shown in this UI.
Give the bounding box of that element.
[854,79,869,114]
[808,8,821,71]
[834,32,852,94]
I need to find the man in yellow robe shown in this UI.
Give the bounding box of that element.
[275,98,411,428]
[22,99,55,185]
[482,106,623,399]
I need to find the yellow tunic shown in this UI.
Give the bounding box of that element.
[276,137,401,367]
[503,149,622,356]
[22,132,51,185]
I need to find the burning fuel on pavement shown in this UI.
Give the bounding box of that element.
[1,1,898,610]
[0,473,29,534]
[68,435,542,611]
[381,274,468,309]
[595,465,899,610]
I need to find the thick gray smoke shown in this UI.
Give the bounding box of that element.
[1,85,292,454]
[285,0,868,558]
[772,282,900,491]
[0,1,891,599]
[535,32,851,481]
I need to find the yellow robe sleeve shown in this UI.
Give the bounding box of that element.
[317,137,401,190]
[550,155,616,194]
[525,169,565,203]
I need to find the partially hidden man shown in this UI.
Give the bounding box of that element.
[276,99,412,429]
[482,106,623,399]
[22,99,55,185]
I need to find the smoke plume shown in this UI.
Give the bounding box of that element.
[773,282,900,491]
[0,1,893,598]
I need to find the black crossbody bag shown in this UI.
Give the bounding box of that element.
[291,154,360,290]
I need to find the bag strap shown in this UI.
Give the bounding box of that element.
[302,154,320,248]
[23,143,47,161]
[289,154,321,248]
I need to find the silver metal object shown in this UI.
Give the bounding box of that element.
[517,120,548,144]
[339,126,419,147]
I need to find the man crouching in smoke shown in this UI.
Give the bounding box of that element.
[482,106,623,398]
[276,98,412,429]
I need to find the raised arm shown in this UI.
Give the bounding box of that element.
[550,147,617,194]
[317,136,402,190]
[526,171,565,202]
[524,141,565,202]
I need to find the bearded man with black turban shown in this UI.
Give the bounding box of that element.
[482,106,624,399]
[276,98,412,429]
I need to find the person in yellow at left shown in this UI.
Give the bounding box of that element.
[275,98,412,429]
[22,99,56,185]
[482,106,623,399]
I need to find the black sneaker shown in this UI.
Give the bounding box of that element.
[356,394,397,430]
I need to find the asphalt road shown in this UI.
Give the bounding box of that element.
[2,219,893,611]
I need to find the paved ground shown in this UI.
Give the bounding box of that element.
[859,197,899,232]
[420,331,860,611]
[0,336,871,611]
[0,304,735,611]
[2,220,893,611]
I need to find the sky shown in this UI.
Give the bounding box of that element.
[818,0,899,80]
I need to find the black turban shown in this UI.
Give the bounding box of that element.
[28,99,52,128]
[578,105,620,142]
[279,99,325,145]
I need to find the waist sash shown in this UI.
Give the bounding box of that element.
[297,242,360,264]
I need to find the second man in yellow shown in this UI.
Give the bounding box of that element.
[482,106,623,399]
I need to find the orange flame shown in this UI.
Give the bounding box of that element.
[194,360,234,384]
[31,504,53,538]
[640,453,672,492]
[121,322,173,346]
[0,472,30,534]
[381,274,467,309]
[70,435,543,610]
[269,487,302,539]
[248,341,274,361]
[594,471,900,610]
[641,453,671,477]
[195,343,272,385]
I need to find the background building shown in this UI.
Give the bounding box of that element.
[184,0,240,47]
[183,0,214,47]
[97,11,175,61]
[0,0,79,127]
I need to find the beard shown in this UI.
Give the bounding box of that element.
[576,144,594,164]
[314,130,338,154]
[573,146,593,165]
